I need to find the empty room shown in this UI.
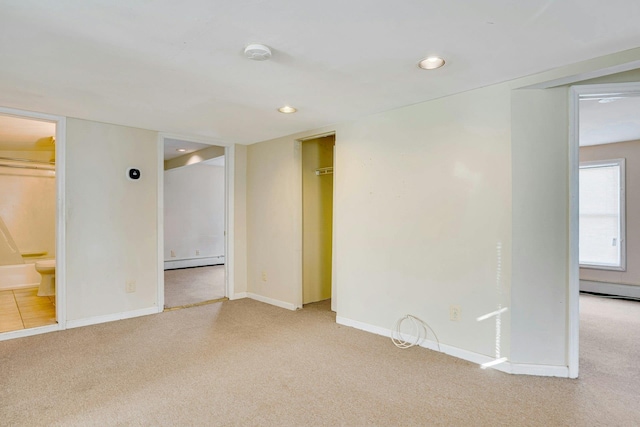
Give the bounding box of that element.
[1,2,640,425]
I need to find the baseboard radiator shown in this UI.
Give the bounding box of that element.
[164,255,225,270]
[580,280,640,298]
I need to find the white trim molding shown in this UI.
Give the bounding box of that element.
[66,307,159,329]
[336,316,570,378]
[0,323,61,342]
[247,293,299,311]
[230,292,247,300]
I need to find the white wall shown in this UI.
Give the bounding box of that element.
[511,87,569,366]
[245,49,640,373]
[164,162,225,266]
[65,119,159,321]
[247,84,513,358]
[0,166,56,262]
[335,85,513,358]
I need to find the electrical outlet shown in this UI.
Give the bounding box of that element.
[450,305,461,321]
[261,271,267,282]
[126,281,136,293]
[170,250,176,258]
[196,249,200,256]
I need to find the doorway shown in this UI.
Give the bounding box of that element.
[569,82,640,377]
[301,135,335,307]
[161,137,228,309]
[0,113,59,333]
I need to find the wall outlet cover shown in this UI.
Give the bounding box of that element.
[450,305,461,321]
[126,281,136,293]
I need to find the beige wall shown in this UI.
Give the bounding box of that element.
[302,136,334,304]
[246,136,302,304]
[65,119,159,321]
[247,84,514,357]
[580,140,640,287]
[233,144,248,295]
[245,48,640,371]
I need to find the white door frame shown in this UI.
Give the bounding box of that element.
[157,134,235,310]
[0,106,66,341]
[567,81,640,378]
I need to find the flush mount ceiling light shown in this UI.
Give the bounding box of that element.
[418,56,445,70]
[278,106,297,114]
[244,43,272,61]
[176,148,187,152]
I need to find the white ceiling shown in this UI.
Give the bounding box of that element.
[163,138,214,160]
[580,96,640,146]
[1,1,640,145]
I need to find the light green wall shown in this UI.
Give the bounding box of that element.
[302,136,334,304]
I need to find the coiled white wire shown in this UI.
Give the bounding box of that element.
[391,314,440,351]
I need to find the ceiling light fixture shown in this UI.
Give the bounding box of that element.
[176,148,187,152]
[278,106,297,114]
[418,56,445,70]
[244,44,272,61]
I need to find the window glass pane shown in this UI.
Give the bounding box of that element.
[579,164,621,267]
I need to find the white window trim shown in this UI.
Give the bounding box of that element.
[579,158,626,271]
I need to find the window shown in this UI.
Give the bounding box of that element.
[579,159,625,270]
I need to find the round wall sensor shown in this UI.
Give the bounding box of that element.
[244,44,272,61]
[127,168,141,181]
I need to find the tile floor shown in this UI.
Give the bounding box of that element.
[0,287,56,333]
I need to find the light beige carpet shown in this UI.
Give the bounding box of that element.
[0,295,638,426]
[164,265,225,308]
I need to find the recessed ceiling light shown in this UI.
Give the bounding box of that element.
[418,56,446,70]
[176,148,187,152]
[278,106,297,114]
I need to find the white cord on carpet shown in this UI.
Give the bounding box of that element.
[391,315,441,351]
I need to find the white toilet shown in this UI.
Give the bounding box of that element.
[35,259,56,296]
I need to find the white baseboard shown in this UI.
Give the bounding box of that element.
[509,363,570,377]
[230,292,247,300]
[580,280,640,298]
[247,292,298,311]
[0,323,61,342]
[66,306,159,329]
[336,316,569,378]
[164,256,225,270]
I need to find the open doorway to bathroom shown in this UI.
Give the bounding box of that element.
[0,113,57,333]
[162,138,227,309]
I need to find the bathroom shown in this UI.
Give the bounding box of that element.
[0,113,57,333]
